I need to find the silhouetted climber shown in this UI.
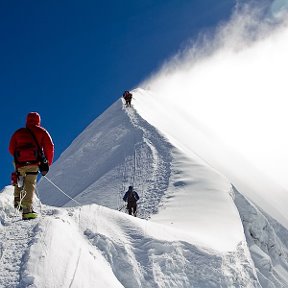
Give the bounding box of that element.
[122,90,133,107]
[123,185,139,216]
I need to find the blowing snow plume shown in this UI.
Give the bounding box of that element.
[135,2,288,226]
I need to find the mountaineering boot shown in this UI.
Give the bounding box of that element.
[22,211,38,220]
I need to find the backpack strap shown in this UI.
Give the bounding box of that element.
[26,128,47,162]
[26,128,49,173]
[26,128,41,153]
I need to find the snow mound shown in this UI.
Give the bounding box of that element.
[1,186,260,287]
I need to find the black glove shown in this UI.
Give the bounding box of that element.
[39,155,49,176]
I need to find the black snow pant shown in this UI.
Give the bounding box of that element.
[125,99,131,106]
[127,202,137,216]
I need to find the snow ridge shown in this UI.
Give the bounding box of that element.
[38,100,173,220]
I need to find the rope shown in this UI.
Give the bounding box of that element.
[43,176,81,205]
[118,164,125,211]
[133,144,137,186]
[15,189,27,212]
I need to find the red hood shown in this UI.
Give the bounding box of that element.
[26,112,41,127]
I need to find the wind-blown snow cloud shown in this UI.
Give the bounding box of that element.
[141,2,288,190]
[270,0,288,18]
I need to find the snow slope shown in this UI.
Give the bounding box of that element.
[38,99,173,217]
[1,94,288,287]
[39,98,244,251]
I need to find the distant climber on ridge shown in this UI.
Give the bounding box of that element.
[123,90,133,107]
[123,185,139,216]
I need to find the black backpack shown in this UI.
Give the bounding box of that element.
[127,191,137,203]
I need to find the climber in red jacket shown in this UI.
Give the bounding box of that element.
[9,112,54,220]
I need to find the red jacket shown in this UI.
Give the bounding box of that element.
[123,91,132,100]
[9,112,54,167]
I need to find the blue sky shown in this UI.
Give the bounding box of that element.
[0,0,235,188]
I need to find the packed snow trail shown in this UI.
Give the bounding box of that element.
[0,212,39,287]
[120,103,173,218]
